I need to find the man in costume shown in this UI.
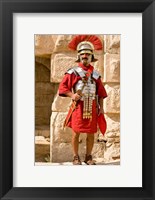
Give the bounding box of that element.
[58,35,107,165]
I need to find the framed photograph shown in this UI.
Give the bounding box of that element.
[0,0,154,199]
[35,33,121,166]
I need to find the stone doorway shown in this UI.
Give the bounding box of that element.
[35,57,58,162]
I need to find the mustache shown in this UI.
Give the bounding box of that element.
[82,57,88,60]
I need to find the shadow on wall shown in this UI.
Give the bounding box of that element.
[35,58,59,162]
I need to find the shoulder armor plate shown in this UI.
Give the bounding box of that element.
[66,68,74,74]
[74,67,86,78]
[92,70,101,80]
[65,67,79,76]
[65,66,86,77]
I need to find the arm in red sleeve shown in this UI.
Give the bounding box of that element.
[58,74,72,97]
[58,73,80,97]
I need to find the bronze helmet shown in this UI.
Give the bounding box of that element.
[75,41,98,62]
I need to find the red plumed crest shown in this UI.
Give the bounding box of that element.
[68,35,103,51]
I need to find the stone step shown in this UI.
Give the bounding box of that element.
[35,125,50,137]
[35,135,120,164]
[35,136,50,162]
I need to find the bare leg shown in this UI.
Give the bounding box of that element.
[85,133,96,165]
[72,130,80,156]
[72,130,81,165]
[86,133,94,156]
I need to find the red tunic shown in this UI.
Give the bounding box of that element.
[59,63,107,133]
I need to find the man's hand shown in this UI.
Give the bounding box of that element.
[98,97,104,115]
[98,108,104,115]
[64,91,81,101]
[71,93,81,101]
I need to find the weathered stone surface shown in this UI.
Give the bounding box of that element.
[50,53,77,83]
[50,139,106,162]
[92,143,105,158]
[93,53,104,79]
[35,62,50,82]
[35,107,51,125]
[104,84,120,113]
[35,35,58,57]
[35,94,54,107]
[98,114,120,139]
[53,35,73,52]
[50,112,72,143]
[35,82,56,95]
[97,132,107,142]
[35,57,51,70]
[35,136,50,162]
[50,143,73,162]
[104,143,120,162]
[35,125,50,137]
[35,136,50,144]
[105,35,120,54]
[52,95,72,112]
[104,54,120,82]
[106,114,120,133]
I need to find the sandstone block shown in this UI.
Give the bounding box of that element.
[114,137,120,143]
[98,114,120,141]
[92,143,105,158]
[104,143,120,162]
[35,136,50,162]
[50,142,87,163]
[35,57,50,70]
[104,54,120,82]
[50,53,77,83]
[106,131,117,138]
[50,112,72,143]
[93,53,104,79]
[35,35,57,57]
[105,35,120,54]
[35,107,51,125]
[105,114,120,133]
[104,84,120,113]
[52,95,72,112]
[35,125,50,137]
[53,35,73,52]
[35,94,54,107]
[35,82,55,95]
[50,141,106,163]
[50,143,73,162]
[35,62,50,82]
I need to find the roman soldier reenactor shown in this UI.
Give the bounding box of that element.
[58,35,107,165]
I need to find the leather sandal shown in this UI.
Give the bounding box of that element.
[73,155,82,165]
[84,155,96,165]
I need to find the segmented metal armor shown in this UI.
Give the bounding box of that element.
[67,66,100,119]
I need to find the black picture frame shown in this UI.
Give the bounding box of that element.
[0,0,155,199]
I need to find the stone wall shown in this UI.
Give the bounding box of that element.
[103,35,120,162]
[35,34,120,163]
[35,59,57,126]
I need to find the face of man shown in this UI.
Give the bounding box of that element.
[79,53,92,66]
